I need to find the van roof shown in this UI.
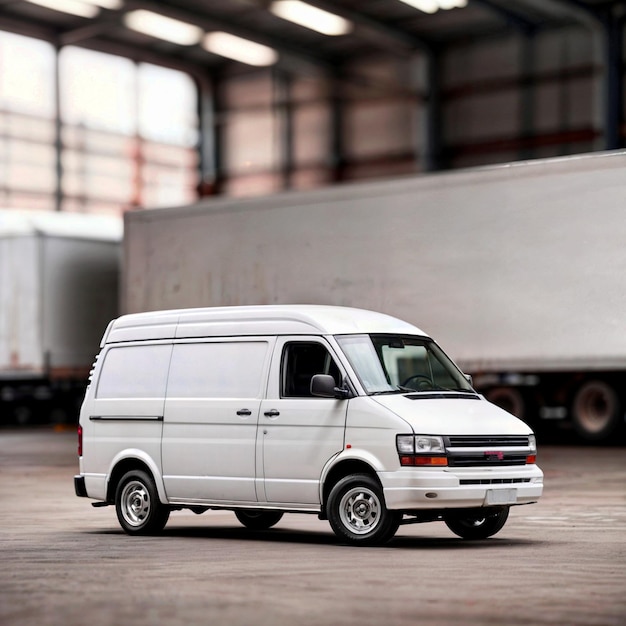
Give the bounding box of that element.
[102,305,428,345]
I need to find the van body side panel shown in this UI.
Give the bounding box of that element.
[343,396,411,470]
[87,400,166,468]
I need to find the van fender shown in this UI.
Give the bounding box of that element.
[318,448,386,504]
[106,449,168,505]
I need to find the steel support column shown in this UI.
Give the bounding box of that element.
[274,69,295,190]
[53,44,63,212]
[603,12,624,149]
[329,71,346,182]
[414,48,447,172]
[197,73,223,197]
[519,30,536,160]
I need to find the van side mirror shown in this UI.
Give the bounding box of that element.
[464,374,473,387]
[310,374,350,399]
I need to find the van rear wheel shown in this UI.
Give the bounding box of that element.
[234,510,284,530]
[115,470,170,535]
[327,474,400,546]
[444,507,509,539]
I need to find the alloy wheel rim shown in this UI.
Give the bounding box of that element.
[121,480,150,527]
[339,487,381,535]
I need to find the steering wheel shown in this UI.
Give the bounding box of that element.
[401,375,434,391]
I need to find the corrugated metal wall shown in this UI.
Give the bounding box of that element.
[213,25,604,196]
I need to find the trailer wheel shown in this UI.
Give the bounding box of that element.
[115,470,170,535]
[572,380,621,442]
[13,404,34,426]
[485,387,525,420]
[234,510,284,530]
[444,507,509,540]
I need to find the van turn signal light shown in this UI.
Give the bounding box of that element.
[400,456,448,467]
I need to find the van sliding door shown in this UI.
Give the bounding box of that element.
[162,339,273,504]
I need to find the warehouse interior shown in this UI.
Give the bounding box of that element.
[0,0,624,213]
[2,6,626,623]
[1,0,626,438]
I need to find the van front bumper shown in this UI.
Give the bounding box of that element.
[379,465,544,511]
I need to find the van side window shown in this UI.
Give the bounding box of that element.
[96,345,171,399]
[167,342,268,399]
[282,342,341,398]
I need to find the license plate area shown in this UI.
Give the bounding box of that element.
[485,488,517,505]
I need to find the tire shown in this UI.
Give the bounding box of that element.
[327,474,401,546]
[14,404,33,426]
[572,380,621,442]
[115,470,170,535]
[234,510,284,530]
[444,507,509,540]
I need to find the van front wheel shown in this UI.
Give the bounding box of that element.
[115,470,170,535]
[327,474,400,545]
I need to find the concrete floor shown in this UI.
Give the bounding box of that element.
[1,428,625,626]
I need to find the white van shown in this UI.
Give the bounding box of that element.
[75,305,543,545]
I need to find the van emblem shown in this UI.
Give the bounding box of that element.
[484,451,504,461]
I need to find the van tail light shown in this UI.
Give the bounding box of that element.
[78,424,83,457]
[526,454,536,464]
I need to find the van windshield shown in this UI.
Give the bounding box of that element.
[336,334,475,395]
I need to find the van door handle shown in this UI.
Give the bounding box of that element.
[264,409,280,417]
[237,409,252,416]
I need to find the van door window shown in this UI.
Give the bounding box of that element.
[281,342,341,398]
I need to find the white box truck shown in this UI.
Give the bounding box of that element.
[0,210,121,424]
[123,150,626,443]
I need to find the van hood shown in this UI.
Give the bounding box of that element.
[371,393,532,435]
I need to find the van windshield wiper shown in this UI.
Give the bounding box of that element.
[370,387,412,395]
[407,386,477,394]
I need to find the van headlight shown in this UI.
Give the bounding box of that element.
[415,435,445,453]
[396,435,447,466]
[526,434,537,464]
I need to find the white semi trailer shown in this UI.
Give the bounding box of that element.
[123,150,626,443]
[0,210,121,424]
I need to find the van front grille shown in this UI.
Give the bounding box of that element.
[444,435,533,468]
[446,435,530,447]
